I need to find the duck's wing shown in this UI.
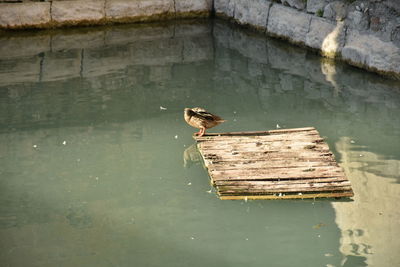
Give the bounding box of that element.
[194,110,225,122]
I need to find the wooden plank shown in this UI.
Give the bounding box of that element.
[203,150,333,160]
[193,127,353,200]
[219,191,354,200]
[217,182,351,191]
[196,133,321,143]
[210,166,345,181]
[199,143,330,154]
[195,127,317,137]
[214,177,349,186]
[203,156,337,165]
[208,161,339,171]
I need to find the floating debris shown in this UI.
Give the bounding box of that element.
[324,253,334,257]
[62,141,67,145]
[276,124,281,129]
[160,106,167,111]
[313,223,326,229]
[206,189,212,194]
[187,182,192,186]
[350,140,355,144]
[190,237,195,240]
[33,145,37,148]
[174,135,178,139]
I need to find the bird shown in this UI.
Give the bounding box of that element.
[184,107,225,137]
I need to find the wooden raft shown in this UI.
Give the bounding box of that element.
[194,127,354,200]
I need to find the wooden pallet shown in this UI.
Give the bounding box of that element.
[194,127,354,200]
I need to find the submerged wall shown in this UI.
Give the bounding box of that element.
[215,0,400,78]
[0,0,399,78]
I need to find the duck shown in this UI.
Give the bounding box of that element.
[184,107,225,137]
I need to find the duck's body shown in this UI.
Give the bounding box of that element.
[184,107,225,137]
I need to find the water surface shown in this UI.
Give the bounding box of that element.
[0,19,399,267]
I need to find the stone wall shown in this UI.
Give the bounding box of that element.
[0,0,212,29]
[0,0,399,78]
[215,0,400,78]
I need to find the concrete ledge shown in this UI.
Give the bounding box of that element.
[0,3,51,29]
[105,0,174,21]
[234,0,271,29]
[214,0,234,18]
[52,1,106,25]
[175,0,212,17]
[267,4,311,45]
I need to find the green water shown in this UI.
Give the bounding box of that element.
[0,19,399,267]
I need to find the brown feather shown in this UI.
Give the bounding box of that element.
[184,107,225,130]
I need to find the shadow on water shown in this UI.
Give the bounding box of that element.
[0,19,399,266]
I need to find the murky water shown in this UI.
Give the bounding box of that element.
[0,19,399,267]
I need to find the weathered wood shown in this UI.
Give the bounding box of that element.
[219,192,354,200]
[197,127,317,136]
[194,127,354,200]
[215,177,349,186]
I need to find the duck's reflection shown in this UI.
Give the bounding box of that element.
[183,143,203,168]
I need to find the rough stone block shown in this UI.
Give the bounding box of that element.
[282,0,306,10]
[307,0,330,14]
[234,0,271,29]
[323,1,347,21]
[52,0,105,24]
[342,29,400,74]
[346,10,369,31]
[0,3,50,28]
[267,4,311,44]
[175,0,212,14]
[306,17,345,57]
[214,0,234,17]
[106,0,174,20]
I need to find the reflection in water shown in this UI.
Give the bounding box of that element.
[334,137,400,266]
[183,143,203,168]
[0,19,399,267]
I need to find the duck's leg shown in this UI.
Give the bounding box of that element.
[198,127,206,137]
[194,128,202,136]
